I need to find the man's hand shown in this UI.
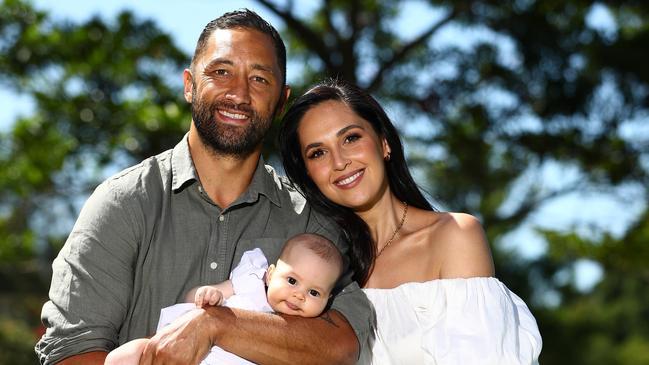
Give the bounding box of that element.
[139,307,215,365]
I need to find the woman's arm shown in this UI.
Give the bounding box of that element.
[438,213,495,278]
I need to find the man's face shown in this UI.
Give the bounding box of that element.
[185,28,288,157]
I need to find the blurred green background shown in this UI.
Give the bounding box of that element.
[1,0,648,364]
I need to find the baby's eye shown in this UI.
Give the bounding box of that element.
[308,289,321,297]
[287,277,297,285]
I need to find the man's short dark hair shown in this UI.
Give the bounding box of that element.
[192,9,287,86]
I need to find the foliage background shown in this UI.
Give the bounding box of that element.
[1,1,647,364]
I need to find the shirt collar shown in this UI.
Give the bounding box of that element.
[244,156,282,208]
[171,133,198,191]
[171,133,282,207]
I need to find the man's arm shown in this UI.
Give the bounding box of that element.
[54,351,108,365]
[139,306,359,365]
[214,308,359,365]
[37,180,142,364]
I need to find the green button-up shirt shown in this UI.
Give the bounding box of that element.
[36,134,373,365]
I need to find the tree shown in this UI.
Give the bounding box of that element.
[253,1,648,363]
[1,0,648,363]
[537,208,649,364]
[0,0,189,362]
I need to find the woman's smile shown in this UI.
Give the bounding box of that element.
[334,169,365,188]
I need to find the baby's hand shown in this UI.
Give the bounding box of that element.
[194,286,224,307]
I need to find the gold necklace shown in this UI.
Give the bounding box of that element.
[376,202,408,257]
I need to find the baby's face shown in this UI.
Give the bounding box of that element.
[265,245,339,317]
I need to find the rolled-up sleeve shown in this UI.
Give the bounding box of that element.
[306,211,375,358]
[35,181,140,365]
[330,279,375,356]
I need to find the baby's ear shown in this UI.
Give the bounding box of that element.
[265,264,275,285]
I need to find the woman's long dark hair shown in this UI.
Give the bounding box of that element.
[279,78,433,286]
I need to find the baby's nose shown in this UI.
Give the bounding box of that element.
[294,291,305,301]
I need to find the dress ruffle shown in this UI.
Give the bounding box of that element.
[359,277,542,365]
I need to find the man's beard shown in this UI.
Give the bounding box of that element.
[191,83,276,158]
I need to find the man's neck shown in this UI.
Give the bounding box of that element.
[188,129,261,209]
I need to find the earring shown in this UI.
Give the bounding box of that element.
[385,152,391,161]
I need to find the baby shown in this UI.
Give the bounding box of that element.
[106,233,343,365]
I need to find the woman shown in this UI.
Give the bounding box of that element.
[279,79,542,364]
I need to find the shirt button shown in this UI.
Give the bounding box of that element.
[210,262,218,270]
[218,215,225,222]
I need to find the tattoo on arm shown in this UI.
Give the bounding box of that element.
[319,311,340,328]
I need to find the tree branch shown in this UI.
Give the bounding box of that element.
[489,179,586,233]
[255,0,337,72]
[366,9,457,92]
[338,0,361,81]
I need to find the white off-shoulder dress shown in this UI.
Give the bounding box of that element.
[358,278,542,365]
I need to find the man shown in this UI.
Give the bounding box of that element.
[36,9,372,365]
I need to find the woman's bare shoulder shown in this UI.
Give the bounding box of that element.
[426,212,495,278]
[419,211,482,238]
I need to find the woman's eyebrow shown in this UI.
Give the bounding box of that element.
[336,124,365,137]
[304,141,322,151]
[303,124,366,152]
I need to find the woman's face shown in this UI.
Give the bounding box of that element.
[297,100,391,211]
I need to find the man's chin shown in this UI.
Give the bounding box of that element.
[202,137,261,158]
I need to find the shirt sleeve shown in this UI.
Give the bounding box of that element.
[307,210,375,358]
[329,277,375,357]
[35,180,141,365]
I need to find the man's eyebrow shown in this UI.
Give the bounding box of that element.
[251,63,274,74]
[204,58,232,70]
[204,59,274,73]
